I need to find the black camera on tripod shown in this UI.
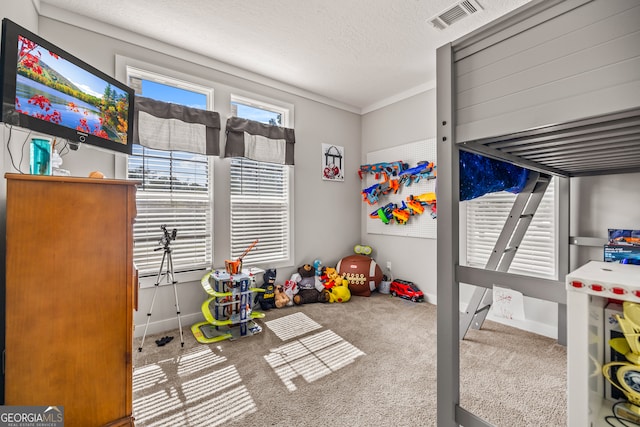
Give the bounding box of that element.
[158,224,177,249]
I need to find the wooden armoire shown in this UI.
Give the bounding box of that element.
[4,173,138,426]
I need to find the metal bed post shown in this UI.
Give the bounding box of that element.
[437,41,497,427]
[557,176,571,346]
[436,42,464,427]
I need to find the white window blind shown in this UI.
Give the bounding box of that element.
[466,178,556,278]
[230,158,290,265]
[129,145,212,276]
[126,70,213,279]
[229,94,293,267]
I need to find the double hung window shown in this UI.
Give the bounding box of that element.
[127,70,213,278]
[229,96,293,266]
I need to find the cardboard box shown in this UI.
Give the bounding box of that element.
[604,229,640,265]
[604,245,640,264]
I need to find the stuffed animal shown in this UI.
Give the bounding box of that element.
[282,280,298,306]
[291,264,329,304]
[328,282,351,303]
[274,284,290,308]
[321,267,348,290]
[254,269,277,310]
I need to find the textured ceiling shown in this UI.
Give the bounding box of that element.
[37,0,530,113]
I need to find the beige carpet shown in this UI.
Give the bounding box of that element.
[132,292,566,426]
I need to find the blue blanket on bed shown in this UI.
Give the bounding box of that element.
[460,151,530,201]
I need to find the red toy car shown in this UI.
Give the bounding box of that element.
[390,279,424,302]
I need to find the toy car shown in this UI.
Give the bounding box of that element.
[390,279,424,302]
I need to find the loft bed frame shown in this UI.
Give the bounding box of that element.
[435,0,640,426]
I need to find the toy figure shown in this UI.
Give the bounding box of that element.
[313,259,323,276]
[254,269,277,310]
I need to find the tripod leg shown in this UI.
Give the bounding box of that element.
[154,250,168,286]
[167,250,184,347]
[138,250,167,351]
[138,281,160,351]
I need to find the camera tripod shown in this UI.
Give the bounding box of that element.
[138,227,184,351]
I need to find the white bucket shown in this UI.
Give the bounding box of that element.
[379,281,391,294]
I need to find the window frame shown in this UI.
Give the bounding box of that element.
[229,93,295,269]
[125,66,215,287]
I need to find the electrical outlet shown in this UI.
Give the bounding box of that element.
[386,261,392,270]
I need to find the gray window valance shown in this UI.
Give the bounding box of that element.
[224,116,295,165]
[133,96,220,156]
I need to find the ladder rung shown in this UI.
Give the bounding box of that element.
[475,304,491,314]
[533,183,549,193]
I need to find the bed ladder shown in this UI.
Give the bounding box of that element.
[459,170,551,340]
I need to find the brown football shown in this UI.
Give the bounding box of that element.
[336,254,383,297]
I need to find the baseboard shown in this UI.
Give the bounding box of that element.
[142,295,557,340]
[134,312,204,338]
[485,312,557,339]
[426,291,557,339]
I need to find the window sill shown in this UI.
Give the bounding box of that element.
[138,269,207,289]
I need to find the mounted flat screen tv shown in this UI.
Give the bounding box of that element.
[0,18,134,154]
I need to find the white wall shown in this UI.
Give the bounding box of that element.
[571,173,640,268]
[0,7,362,336]
[0,0,38,30]
[361,90,438,301]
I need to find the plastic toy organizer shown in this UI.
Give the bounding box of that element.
[566,261,640,426]
[568,261,640,300]
[191,270,265,343]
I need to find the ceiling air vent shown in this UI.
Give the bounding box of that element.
[429,0,483,30]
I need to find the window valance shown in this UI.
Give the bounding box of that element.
[133,96,220,155]
[224,116,295,165]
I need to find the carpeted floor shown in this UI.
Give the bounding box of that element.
[132,292,566,426]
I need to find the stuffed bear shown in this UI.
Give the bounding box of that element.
[291,264,329,304]
[274,284,290,308]
[254,269,277,310]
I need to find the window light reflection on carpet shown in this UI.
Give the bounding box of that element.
[133,366,257,426]
[264,328,365,391]
[177,346,227,376]
[264,312,322,341]
[133,364,167,392]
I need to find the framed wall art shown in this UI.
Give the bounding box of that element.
[322,143,344,181]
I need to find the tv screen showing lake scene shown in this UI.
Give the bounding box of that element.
[15,34,130,146]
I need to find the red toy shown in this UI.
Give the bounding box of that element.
[390,279,424,302]
[336,254,383,297]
